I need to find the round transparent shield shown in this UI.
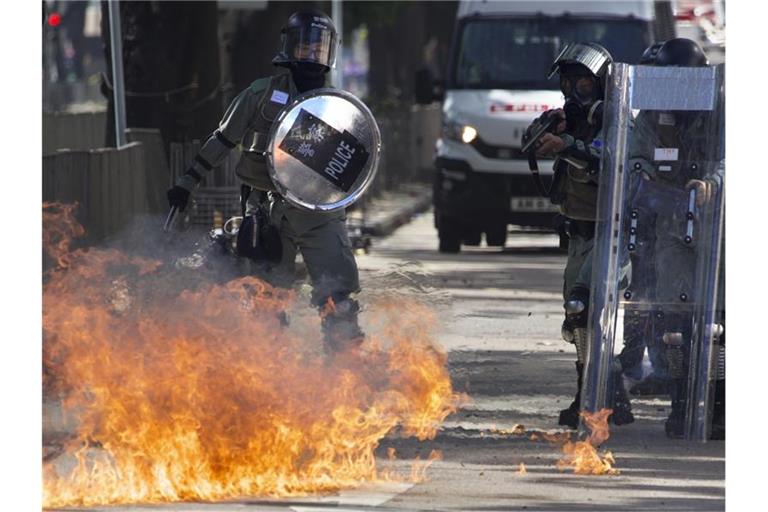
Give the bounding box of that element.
[267,88,382,212]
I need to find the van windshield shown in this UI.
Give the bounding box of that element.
[452,16,651,90]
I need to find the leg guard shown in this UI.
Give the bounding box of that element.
[559,287,589,429]
[663,332,687,379]
[663,331,688,438]
[562,320,589,365]
[563,284,590,364]
[321,297,364,354]
[714,341,725,381]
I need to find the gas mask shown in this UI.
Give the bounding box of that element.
[560,73,603,137]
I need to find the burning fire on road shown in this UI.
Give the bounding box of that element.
[525,409,619,476]
[42,203,461,508]
[556,409,619,476]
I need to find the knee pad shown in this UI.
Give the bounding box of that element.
[564,285,590,329]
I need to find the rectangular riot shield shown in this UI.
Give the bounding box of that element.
[583,63,725,441]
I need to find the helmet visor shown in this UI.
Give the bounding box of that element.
[548,42,611,79]
[283,25,337,68]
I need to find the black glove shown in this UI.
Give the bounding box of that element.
[167,168,202,212]
[167,185,191,212]
[523,109,561,142]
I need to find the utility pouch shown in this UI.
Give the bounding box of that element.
[236,200,283,264]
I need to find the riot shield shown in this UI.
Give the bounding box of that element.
[583,63,725,441]
[267,88,382,212]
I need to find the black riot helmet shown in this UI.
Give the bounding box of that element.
[639,42,664,65]
[273,10,338,71]
[549,42,613,135]
[654,38,709,67]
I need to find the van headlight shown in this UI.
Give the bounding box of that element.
[443,118,478,144]
[461,125,478,143]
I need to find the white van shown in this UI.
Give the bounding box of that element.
[421,1,660,252]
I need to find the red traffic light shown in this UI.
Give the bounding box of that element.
[48,12,62,27]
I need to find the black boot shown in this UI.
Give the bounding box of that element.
[629,374,668,396]
[709,379,725,440]
[665,378,687,438]
[610,370,635,425]
[559,362,583,429]
[321,298,365,354]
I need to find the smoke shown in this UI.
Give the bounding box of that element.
[358,261,454,309]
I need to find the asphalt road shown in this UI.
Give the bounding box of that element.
[45,211,725,511]
[351,211,725,512]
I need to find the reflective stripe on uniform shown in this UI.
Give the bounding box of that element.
[215,129,236,149]
[195,154,213,171]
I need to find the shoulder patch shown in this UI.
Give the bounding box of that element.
[270,90,289,105]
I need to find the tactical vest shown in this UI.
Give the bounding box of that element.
[235,72,297,191]
[554,127,601,222]
[655,114,710,188]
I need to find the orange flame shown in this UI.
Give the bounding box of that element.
[42,204,461,508]
[517,463,527,476]
[42,202,85,268]
[555,409,619,476]
[491,424,526,437]
[409,450,442,483]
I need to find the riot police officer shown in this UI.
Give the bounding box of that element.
[627,37,724,438]
[166,10,363,353]
[620,40,670,397]
[525,42,634,429]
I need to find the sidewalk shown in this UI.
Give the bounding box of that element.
[347,182,432,238]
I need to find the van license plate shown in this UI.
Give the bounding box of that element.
[510,197,558,212]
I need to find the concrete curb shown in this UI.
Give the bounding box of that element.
[362,188,432,238]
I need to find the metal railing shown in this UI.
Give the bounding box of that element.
[168,104,439,225]
[43,142,149,242]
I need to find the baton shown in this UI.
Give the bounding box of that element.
[163,205,179,233]
[684,188,696,244]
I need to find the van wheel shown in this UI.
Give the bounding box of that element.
[462,227,482,246]
[485,223,508,247]
[437,216,461,253]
